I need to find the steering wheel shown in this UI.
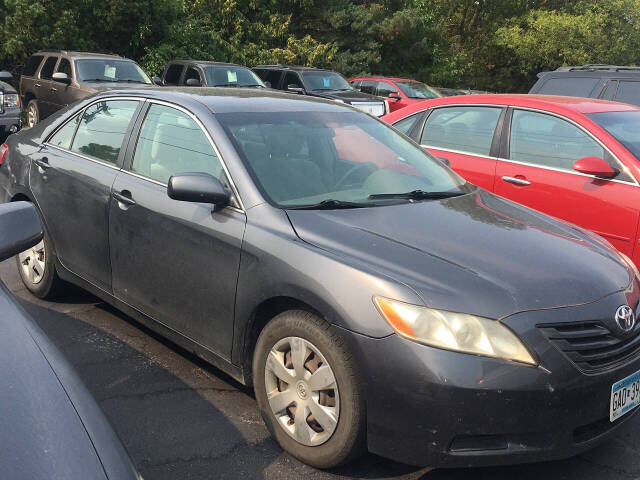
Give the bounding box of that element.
[335,163,377,190]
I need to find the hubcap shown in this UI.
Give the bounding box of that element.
[19,240,45,284]
[264,336,339,446]
[27,104,38,128]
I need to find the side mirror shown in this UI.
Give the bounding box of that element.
[185,78,202,87]
[264,80,272,88]
[52,72,71,85]
[436,156,451,167]
[152,76,163,85]
[388,92,401,101]
[167,173,230,208]
[0,71,13,81]
[573,156,617,178]
[0,202,43,262]
[287,84,305,94]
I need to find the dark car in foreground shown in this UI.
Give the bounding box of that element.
[20,50,152,128]
[253,65,388,116]
[0,71,21,140]
[2,87,640,469]
[0,202,140,480]
[529,64,640,106]
[159,60,266,88]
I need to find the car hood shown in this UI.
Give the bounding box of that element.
[311,89,384,103]
[85,81,154,91]
[0,80,16,93]
[286,190,632,319]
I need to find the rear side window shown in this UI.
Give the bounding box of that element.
[23,55,44,77]
[131,104,223,184]
[615,81,640,106]
[49,113,81,149]
[420,106,502,156]
[536,77,599,97]
[393,113,422,135]
[39,56,58,80]
[164,64,184,85]
[600,80,618,100]
[71,100,139,163]
[509,110,604,170]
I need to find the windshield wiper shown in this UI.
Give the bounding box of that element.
[213,83,239,87]
[288,199,369,210]
[368,190,465,200]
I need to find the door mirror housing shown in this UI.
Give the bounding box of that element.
[152,76,162,85]
[167,173,230,208]
[573,156,617,178]
[264,80,272,88]
[52,72,71,84]
[185,78,202,87]
[287,84,305,94]
[0,71,13,81]
[388,92,401,101]
[0,202,43,262]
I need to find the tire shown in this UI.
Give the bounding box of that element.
[26,99,40,128]
[15,216,64,299]
[253,310,366,468]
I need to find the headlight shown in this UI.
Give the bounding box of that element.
[619,252,640,280]
[3,93,20,109]
[374,297,537,365]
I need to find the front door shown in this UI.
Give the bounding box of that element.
[30,99,141,291]
[494,108,639,257]
[109,102,246,358]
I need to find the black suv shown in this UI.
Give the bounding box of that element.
[20,51,152,127]
[529,64,640,106]
[159,60,266,88]
[252,65,388,117]
[0,71,21,140]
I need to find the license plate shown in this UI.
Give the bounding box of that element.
[610,369,640,421]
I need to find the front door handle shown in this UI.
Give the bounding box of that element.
[112,191,136,206]
[34,83,41,88]
[33,157,50,170]
[501,176,531,186]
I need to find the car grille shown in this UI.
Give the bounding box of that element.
[350,102,385,117]
[538,320,640,372]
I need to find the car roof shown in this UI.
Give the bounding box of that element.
[385,93,640,121]
[350,76,417,82]
[252,65,326,72]
[34,50,126,60]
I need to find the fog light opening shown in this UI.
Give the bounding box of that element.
[449,434,508,453]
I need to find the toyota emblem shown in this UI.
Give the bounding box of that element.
[615,305,635,332]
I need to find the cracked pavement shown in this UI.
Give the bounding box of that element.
[2,259,639,479]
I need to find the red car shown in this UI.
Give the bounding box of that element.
[383,94,640,267]
[349,76,442,112]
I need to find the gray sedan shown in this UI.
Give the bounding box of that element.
[1,87,639,469]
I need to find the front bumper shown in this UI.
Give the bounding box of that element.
[0,108,22,135]
[345,291,640,467]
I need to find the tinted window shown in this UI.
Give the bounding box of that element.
[218,111,465,207]
[71,100,139,163]
[396,81,441,99]
[40,57,58,80]
[359,80,377,95]
[56,58,73,79]
[420,106,501,156]
[537,77,599,97]
[132,104,223,184]
[255,69,282,88]
[510,110,604,170]
[24,55,44,77]
[164,64,184,85]
[301,71,353,92]
[615,81,640,106]
[283,72,302,90]
[393,113,422,135]
[589,111,640,161]
[183,67,201,85]
[376,82,398,97]
[600,80,618,100]
[203,65,264,87]
[49,113,81,149]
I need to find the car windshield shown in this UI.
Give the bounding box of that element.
[217,110,468,208]
[301,71,354,92]
[75,59,151,83]
[396,81,442,99]
[588,111,640,159]
[204,66,265,87]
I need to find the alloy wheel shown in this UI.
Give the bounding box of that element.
[264,336,340,446]
[27,104,38,128]
[19,240,46,284]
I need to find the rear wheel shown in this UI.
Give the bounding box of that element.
[26,99,39,128]
[253,310,366,468]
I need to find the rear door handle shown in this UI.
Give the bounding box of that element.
[50,87,57,93]
[34,157,50,170]
[34,83,41,88]
[501,176,531,186]
[112,191,136,206]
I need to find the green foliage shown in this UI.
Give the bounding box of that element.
[2,0,640,92]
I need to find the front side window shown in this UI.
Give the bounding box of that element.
[75,59,151,84]
[164,64,184,85]
[396,81,442,99]
[255,69,282,88]
[218,110,467,207]
[40,57,58,80]
[132,104,223,184]
[283,72,303,90]
[358,80,377,95]
[203,66,264,87]
[376,82,398,97]
[56,58,73,79]
[510,110,604,170]
[420,106,502,156]
[615,81,640,106]
[301,71,353,92]
[71,100,139,163]
[183,67,202,85]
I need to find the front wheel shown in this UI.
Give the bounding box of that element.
[253,310,366,468]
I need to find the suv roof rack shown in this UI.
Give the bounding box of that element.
[34,50,123,58]
[253,64,319,70]
[555,64,640,72]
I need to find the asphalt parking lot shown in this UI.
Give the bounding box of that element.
[2,259,640,480]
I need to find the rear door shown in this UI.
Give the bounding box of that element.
[109,101,246,357]
[37,56,59,118]
[416,105,504,190]
[494,108,639,256]
[30,98,142,291]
